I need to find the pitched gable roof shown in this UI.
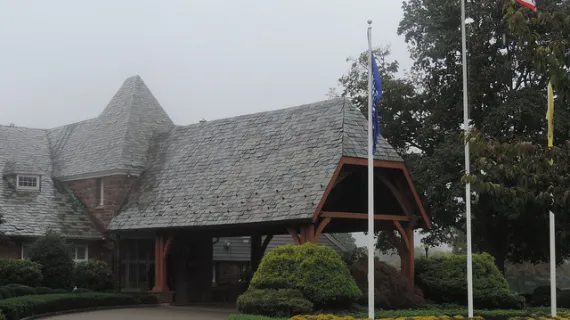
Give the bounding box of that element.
[0,126,100,239]
[48,76,174,180]
[108,98,402,231]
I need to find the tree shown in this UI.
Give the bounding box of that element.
[331,233,356,251]
[337,0,570,271]
[29,231,75,289]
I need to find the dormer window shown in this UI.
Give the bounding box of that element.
[16,175,40,191]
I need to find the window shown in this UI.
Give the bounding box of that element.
[68,245,88,262]
[21,244,31,260]
[95,178,104,206]
[120,239,154,291]
[16,175,40,191]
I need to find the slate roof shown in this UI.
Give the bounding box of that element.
[0,126,101,239]
[47,76,174,180]
[108,98,402,231]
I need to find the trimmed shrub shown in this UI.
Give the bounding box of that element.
[250,243,361,308]
[236,289,312,318]
[51,288,69,294]
[415,253,518,309]
[73,288,93,294]
[0,259,43,287]
[531,285,560,307]
[74,260,113,291]
[0,292,144,320]
[350,259,425,309]
[559,289,570,308]
[28,232,75,289]
[228,315,287,320]
[35,287,54,295]
[290,316,369,320]
[0,284,36,298]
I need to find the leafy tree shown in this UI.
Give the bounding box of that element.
[28,231,75,289]
[331,233,356,251]
[336,0,570,271]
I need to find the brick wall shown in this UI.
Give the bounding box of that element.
[66,175,136,230]
[0,241,21,259]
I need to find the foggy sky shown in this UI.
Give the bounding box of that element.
[0,0,412,129]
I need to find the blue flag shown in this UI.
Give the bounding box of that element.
[371,54,383,153]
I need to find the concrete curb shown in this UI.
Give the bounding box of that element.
[21,304,159,320]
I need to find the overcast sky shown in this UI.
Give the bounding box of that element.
[0,0,413,129]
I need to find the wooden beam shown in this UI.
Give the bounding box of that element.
[261,234,273,254]
[321,211,409,221]
[313,218,331,243]
[377,175,413,218]
[394,221,411,251]
[406,227,415,286]
[402,167,431,228]
[341,156,406,169]
[307,224,315,243]
[287,228,301,245]
[312,159,345,222]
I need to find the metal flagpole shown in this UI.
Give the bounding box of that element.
[367,19,375,320]
[460,0,474,317]
[550,210,557,317]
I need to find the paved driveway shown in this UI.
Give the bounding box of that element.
[41,306,236,320]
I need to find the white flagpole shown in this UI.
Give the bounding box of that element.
[460,0,474,317]
[550,210,557,317]
[366,19,375,320]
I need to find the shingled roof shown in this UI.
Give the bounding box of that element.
[47,76,174,180]
[0,126,101,239]
[108,98,402,231]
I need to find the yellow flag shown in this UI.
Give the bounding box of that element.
[546,81,555,148]
[546,81,554,166]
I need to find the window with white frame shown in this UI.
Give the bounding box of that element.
[16,175,40,191]
[21,244,31,260]
[68,245,88,262]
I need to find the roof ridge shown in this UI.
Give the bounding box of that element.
[118,77,138,168]
[176,97,347,129]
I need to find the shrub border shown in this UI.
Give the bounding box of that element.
[19,304,158,320]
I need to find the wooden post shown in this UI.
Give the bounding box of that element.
[152,235,169,292]
[406,227,415,286]
[251,235,262,272]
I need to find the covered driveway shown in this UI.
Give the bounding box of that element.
[41,306,235,320]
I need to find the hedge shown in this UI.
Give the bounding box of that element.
[415,253,521,309]
[228,315,287,320]
[74,260,113,291]
[350,259,424,309]
[237,289,312,318]
[0,292,156,320]
[0,259,43,287]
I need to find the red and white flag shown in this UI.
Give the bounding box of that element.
[516,0,537,12]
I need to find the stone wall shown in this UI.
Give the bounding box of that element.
[66,175,136,230]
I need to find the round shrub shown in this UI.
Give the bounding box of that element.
[415,253,518,309]
[74,260,113,291]
[237,289,312,317]
[0,259,43,287]
[250,243,361,308]
[28,232,75,289]
[350,259,425,309]
[531,285,560,307]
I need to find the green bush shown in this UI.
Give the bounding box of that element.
[415,253,519,309]
[0,284,37,298]
[250,243,361,308]
[74,260,113,291]
[350,259,425,309]
[559,290,570,308]
[0,292,145,320]
[228,315,287,320]
[35,287,54,295]
[0,287,11,299]
[236,289,312,318]
[0,259,43,287]
[28,232,75,289]
[531,285,560,307]
[51,288,69,294]
[73,288,93,294]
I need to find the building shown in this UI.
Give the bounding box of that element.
[0,75,429,304]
